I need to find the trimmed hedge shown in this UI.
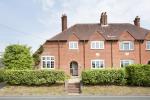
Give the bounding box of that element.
[0,69,4,82]
[82,69,126,85]
[125,64,150,86]
[3,70,65,85]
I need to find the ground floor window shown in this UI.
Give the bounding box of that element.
[41,56,55,69]
[120,60,134,68]
[91,59,104,69]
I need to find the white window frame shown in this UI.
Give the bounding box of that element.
[119,41,134,51]
[146,41,150,50]
[41,56,55,69]
[91,59,105,69]
[69,41,78,49]
[91,41,104,49]
[120,60,134,68]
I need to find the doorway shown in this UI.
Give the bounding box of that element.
[70,61,78,76]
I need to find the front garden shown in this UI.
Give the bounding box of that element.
[0,44,150,95]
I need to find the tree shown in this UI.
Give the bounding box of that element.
[2,44,33,70]
[33,45,43,66]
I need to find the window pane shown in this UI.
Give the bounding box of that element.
[124,43,129,50]
[96,42,100,49]
[95,61,100,68]
[130,42,134,50]
[47,57,50,60]
[51,57,54,60]
[51,61,54,68]
[42,57,45,60]
[100,61,103,68]
[43,61,46,68]
[92,61,95,68]
[47,61,50,68]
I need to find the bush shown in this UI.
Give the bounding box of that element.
[82,69,126,85]
[3,70,65,85]
[125,64,150,86]
[0,69,4,82]
[2,44,33,70]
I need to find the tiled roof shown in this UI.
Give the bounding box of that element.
[48,23,150,41]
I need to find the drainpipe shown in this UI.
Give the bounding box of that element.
[139,40,141,64]
[110,41,113,68]
[83,40,86,70]
[58,40,60,69]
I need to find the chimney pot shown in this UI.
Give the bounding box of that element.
[134,16,140,27]
[61,14,67,31]
[100,12,107,26]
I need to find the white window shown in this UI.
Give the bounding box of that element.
[91,41,104,49]
[146,41,150,50]
[91,59,104,69]
[120,41,134,51]
[69,41,78,49]
[41,56,55,69]
[120,60,134,68]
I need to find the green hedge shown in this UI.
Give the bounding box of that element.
[0,69,4,82]
[125,64,150,86]
[82,69,126,85]
[3,70,65,85]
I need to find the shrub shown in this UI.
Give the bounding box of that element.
[2,44,33,70]
[125,64,150,86]
[82,69,126,85]
[0,69,4,82]
[3,70,65,85]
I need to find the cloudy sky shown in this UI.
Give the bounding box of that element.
[0,0,150,53]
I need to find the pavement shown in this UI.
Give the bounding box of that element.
[0,96,149,100]
[0,82,6,89]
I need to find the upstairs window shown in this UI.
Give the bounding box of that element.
[120,60,134,68]
[41,56,55,69]
[146,41,150,50]
[120,41,134,51]
[69,41,78,49]
[91,41,104,49]
[91,59,104,69]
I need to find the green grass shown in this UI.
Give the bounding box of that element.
[82,85,150,96]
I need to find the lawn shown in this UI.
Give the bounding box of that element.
[0,83,66,96]
[82,85,150,96]
[0,84,150,96]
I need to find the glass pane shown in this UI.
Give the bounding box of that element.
[51,57,54,60]
[47,61,50,68]
[96,42,100,49]
[43,61,46,68]
[124,43,129,50]
[100,61,103,68]
[92,61,95,68]
[95,61,100,68]
[51,61,54,68]
[47,57,50,60]
[92,43,95,48]
[42,57,45,60]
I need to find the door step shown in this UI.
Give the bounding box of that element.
[65,78,81,94]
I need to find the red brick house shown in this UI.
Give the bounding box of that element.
[39,12,150,76]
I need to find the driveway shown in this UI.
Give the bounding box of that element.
[0,96,149,100]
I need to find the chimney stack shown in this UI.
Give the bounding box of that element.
[100,12,107,25]
[134,16,140,27]
[61,14,67,31]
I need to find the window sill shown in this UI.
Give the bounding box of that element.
[119,50,134,52]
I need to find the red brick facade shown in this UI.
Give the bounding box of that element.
[39,12,150,76]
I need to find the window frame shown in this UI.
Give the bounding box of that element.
[119,41,134,51]
[91,41,104,49]
[146,41,150,50]
[69,41,78,49]
[91,59,105,69]
[120,59,134,68]
[41,56,55,69]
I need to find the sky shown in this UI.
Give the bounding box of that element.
[0,0,150,53]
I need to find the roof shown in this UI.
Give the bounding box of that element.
[48,23,150,41]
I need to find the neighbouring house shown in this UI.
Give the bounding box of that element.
[38,12,150,76]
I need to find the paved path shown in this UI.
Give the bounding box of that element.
[0,96,149,100]
[0,82,6,89]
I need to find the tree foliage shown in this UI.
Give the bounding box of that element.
[2,44,33,70]
[32,45,43,66]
